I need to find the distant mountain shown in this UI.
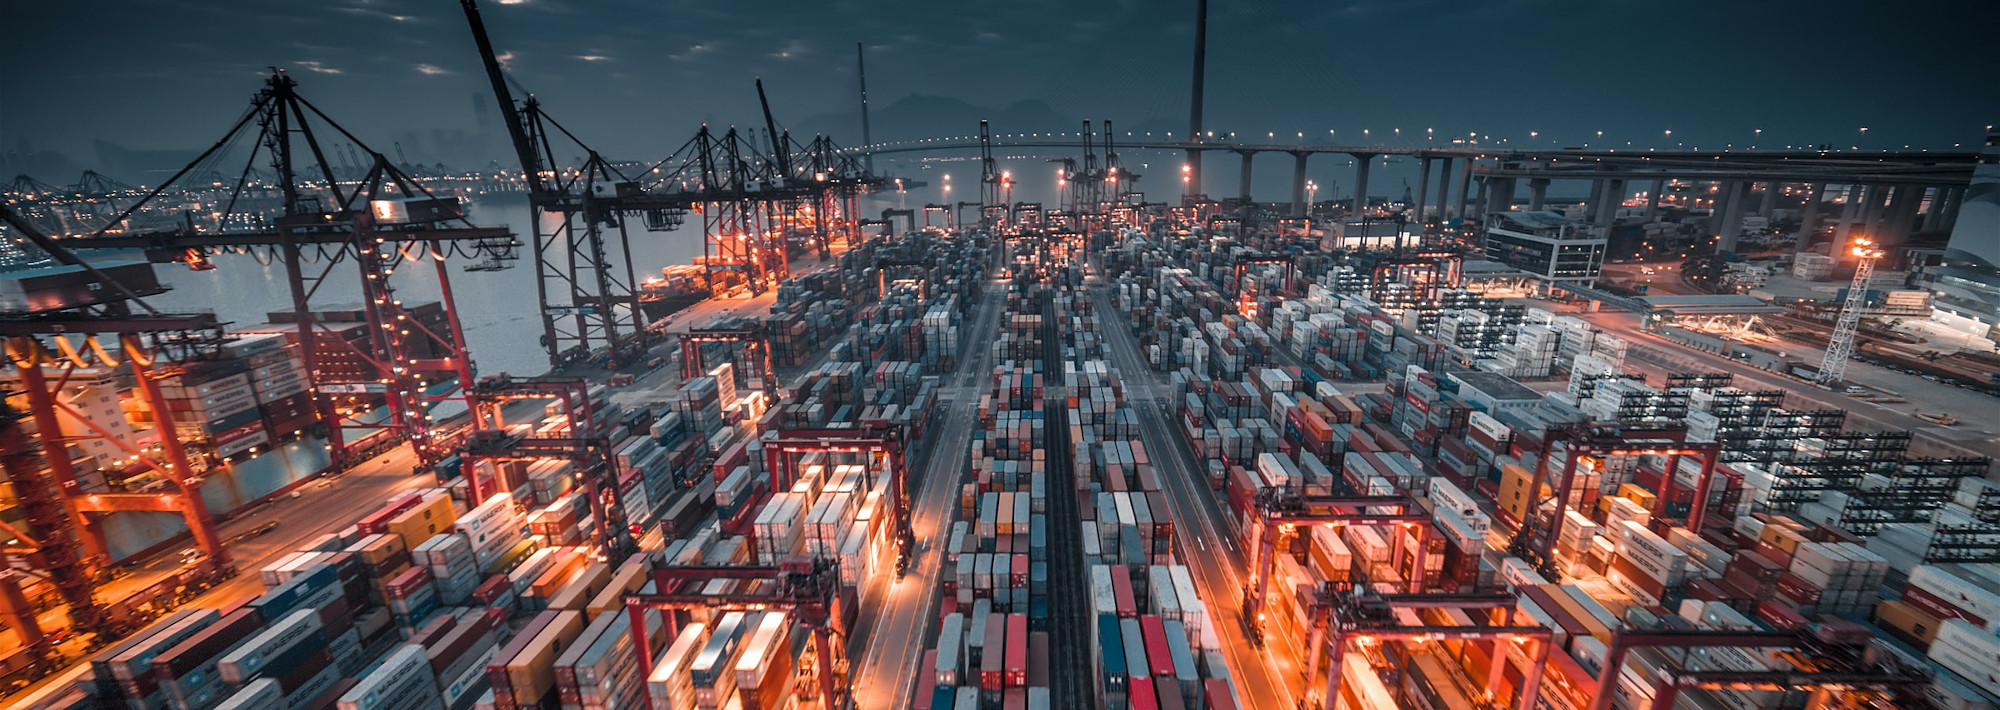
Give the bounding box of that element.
[91,140,204,183]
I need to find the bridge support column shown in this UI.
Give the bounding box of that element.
[1594,179,1625,227]
[1885,184,1923,246]
[1940,185,1965,230]
[1922,185,1955,232]
[1921,186,1946,233]
[1527,178,1549,211]
[1645,179,1665,221]
[1237,151,1255,203]
[1487,176,1516,216]
[1860,184,1889,243]
[1758,181,1781,218]
[1414,158,1432,226]
[1455,159,1474,218]
[1716,180,1750,253]
[1351,153,1375,215]
[1831,184,1867,257]
[1795,183,1828,253]
[1473,177,1490,219]
[1290,152,1310,217]
[1434,158,1454,219]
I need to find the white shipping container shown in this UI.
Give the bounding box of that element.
[337,644,440,710]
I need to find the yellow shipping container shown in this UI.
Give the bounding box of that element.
[1616,483,1657,511]
[585,555,651,621]
[1496,463,1544,526]
[385,492,456,550]
[506,610,585,706]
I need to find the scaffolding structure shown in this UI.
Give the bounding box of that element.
[1840,457,1991,535]
[1718,409,1846,466]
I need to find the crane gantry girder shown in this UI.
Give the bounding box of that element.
[679,326,777,397]
[0,205,244,651]
[627,557,849,709]
[1242,491,1433,645]
[1302,589,1554,710]
[1504,422,1722,578]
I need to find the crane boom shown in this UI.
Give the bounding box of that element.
[460,0,545,198]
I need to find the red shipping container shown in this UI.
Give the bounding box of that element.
[1139,615,1174,678]
[1004,614,1028,687]
[1130,672,1159,710]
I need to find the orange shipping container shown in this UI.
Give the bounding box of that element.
[531,549,589,599]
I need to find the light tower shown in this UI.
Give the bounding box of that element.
[1818,237,1884,387]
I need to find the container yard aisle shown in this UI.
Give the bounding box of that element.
[849,285,1007,709]
[1041,293,1096,710]
[1088,281,1301,710]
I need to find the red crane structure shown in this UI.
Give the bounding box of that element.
[679,327,777,398]
[625,557,851,710]
[41,72,518,472]
[0,204,240,666]
[1306,591,1554,710]
[1240,491,1433,645]
[458,374,637,558]
[1503,423,1723,578]
[1232,253,1297,299]
[1368,248,1464,308]
[763,426,915,576]
[0,71,519,660]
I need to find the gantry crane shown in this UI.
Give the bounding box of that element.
[626,557,850,710]
[1232,253,1297,299]
[1369,248,1465,308]
[40,73,515,472]
[1503,423,1722,578]
[978,120,1004,228]
[1305,591,1554,710]
[1818,237,1883,388]
[459,374,637,558]
[461,0,883,370]
[679,326,778,397]
[763,426,914,576]
[1585,626,1929,710]
[1241,490,1432,645]
[0,204,239,653]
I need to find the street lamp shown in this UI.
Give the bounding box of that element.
[1181,164,1191,199]
[1306,180,1319,210]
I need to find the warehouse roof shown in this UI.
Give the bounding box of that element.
[1449,371,1542,403]
[1636,294,1786,315]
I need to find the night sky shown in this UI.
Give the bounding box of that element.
[5,0,1999,195]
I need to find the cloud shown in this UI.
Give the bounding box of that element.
[337,6,414,22]
[771,40,809,60]
[575,55,611,62]
[415,64,450,75]
[669,43,716,62]
[495,51,515,69]
[295,60,342,74]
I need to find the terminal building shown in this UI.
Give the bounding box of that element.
[1480,211,1607,285]
[1921,128,2000,347]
